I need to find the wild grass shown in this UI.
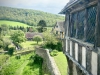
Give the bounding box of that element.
[54,52,68,75]
[0,53,34,75]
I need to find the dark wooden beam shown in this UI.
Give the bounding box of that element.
[69,14,72,37]
[84,9,88,41]
[95,0,100,47]
[75,13,78,39]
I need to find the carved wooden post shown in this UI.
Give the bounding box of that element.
[95,0,100,47]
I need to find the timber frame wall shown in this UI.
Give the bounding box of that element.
[60,0,100,75]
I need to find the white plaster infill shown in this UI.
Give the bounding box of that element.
[82,47,86,68]
[91,52,97,75]
[75,43,78,61]
[66,39,68,52]
[70,41,73,56]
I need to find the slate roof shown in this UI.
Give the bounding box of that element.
[59,0,82,14]
[25,32,43,39]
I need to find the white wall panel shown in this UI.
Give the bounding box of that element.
[82,47,86,68]
[70,41,73,56]
[75,43,78,61]
[91,52,97,75]
[66,40,68,52]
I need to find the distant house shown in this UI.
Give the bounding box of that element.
[52,21,65,39]
[25,32,43,40]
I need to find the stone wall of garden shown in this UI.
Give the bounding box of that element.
[35,47,61,75]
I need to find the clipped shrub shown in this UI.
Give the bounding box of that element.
[8,47,15,56]
[50,50,58,57]
[56,41,62,51]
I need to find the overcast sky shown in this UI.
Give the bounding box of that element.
[0,0,69,14]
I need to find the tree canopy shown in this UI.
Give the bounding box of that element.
[33,35,42,44]
[38,20,46,27]
[10,30,26,43]
[0,6,64,27]
[37,20,47,32]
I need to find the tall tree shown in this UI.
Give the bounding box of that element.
[38,20,46,27]
[10,30,26,49]
[0,24,9,36]
[11,30,25,43]
[37,20,47,32]
[33,35,42,44]
[43,31,57,49]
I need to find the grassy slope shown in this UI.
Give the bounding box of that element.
[54,52,68,75]
[15,60,29,75]
[0,20,30,27]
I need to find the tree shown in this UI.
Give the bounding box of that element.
[3,38,11,51]
[0,40,3,48]
[11,30,25,43]
[37,20,47,32]
[33,35,42,44]
[43,31,57,49]
[10,30,26,49]
[8,47,15,56]
[0,24,9,36]
[38,20,46,27]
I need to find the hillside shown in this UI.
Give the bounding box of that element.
[0,6,64,27]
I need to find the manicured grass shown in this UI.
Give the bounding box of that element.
[14,41,43,54]
[54,52,68,75]
[21,41,43,48]
[0,20,30,27]
[21,41,36,48]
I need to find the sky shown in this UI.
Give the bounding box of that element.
[0,0,69,14]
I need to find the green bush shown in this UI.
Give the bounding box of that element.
[15,54,21,59]
[8,47,15,56]
[43,41,62,51]
[50,50,58,57]
[56,41,62,51]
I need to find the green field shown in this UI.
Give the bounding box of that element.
[54,52,68,75]
[0,20,31,27]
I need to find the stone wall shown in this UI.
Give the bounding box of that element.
[35,47,61,75]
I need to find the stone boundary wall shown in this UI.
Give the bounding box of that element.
[35,47,61,75]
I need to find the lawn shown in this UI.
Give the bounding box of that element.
[21,41,43,48]
[0,20,30,27]
[14,41,43,54]
[54,52,68,75]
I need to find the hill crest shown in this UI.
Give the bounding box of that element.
[0,6,64,26]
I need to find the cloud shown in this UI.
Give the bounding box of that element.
[0,0,69,14]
